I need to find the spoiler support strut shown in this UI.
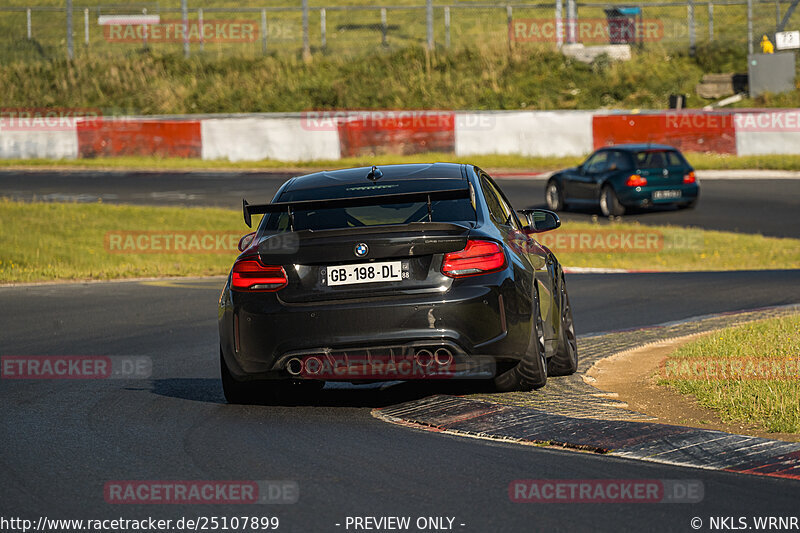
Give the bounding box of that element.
[426,194,433,222]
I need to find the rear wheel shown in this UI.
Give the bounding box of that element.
[681,198,698,210]
[220,348,258,404]
[600,185,625,217]
[494,289,547,392]
[220,349,324,404]
[545,180,565,211]
[547,277,578,376]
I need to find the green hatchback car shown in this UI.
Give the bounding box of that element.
[545,144,699,216]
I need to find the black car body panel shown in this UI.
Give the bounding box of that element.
[219,163,570,386]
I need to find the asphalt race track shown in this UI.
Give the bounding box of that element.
[2,272,800,531]
[1,170,799,238]
[501,177,800,239]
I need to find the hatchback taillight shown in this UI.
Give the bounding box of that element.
[626,174,648,187]
[231,259,287,291]
[442,240,506,278]
[683,170,696,184]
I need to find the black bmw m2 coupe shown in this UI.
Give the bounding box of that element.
[218,163,577,403]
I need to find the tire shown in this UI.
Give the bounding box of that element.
[221,349,325,404]
[547,277,578,376]
[600,184,625,217]
[220,348,258,404]
[681,198,698,210]
[494,289,547,392]
[545,180,565,211]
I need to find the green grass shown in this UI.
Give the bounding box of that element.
[686,153,800,171]
[659,315,800,434]
[0,0,765,62]
[0,199,255,282]
[1,42,798,114]
[2,200,799,283]
[2,0,796,109]
[546,221,800,272]
[0,153,585,172]
[4,151,800,172]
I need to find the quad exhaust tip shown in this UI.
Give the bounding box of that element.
[434,347,454,366]
[305,356,323,375]
[415,347,454,367]
[414,349,434,367]
[288,347,454,374]
[286,357,303,376]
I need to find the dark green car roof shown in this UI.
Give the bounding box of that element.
[601,143,680,152]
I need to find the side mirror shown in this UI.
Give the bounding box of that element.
[517,209,561,233]
[237,232,257,252]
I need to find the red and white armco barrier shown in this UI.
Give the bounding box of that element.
[592,111,737,154]
[455,111,594,157]
[201,116,340,161]
[2,109,799,161]
[0,129,79,159]
[733,110,800,155]
[78,119,201,158]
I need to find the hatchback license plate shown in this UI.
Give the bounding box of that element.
[326,261,403,286]
[653,189,682,200]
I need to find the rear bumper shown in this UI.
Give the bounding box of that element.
[617,183,699,207]
[219,275,530,380]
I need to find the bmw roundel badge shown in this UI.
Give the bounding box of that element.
[354,242,369,257]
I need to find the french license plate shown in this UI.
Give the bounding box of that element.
[326,261,403,286]
[653,189,682,200]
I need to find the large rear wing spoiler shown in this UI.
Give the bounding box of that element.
[242,187,471,228]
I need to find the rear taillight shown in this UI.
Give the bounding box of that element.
[683,170,696,184]
[442,240,506,278]
[231,259,287,291]
[625,174,648,187]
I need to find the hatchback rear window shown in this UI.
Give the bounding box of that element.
[635,150,686,168]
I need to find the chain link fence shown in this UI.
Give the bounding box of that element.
[0,1,798,62]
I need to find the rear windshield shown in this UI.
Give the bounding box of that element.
[261,180,476,232]
[635,150,687,168]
